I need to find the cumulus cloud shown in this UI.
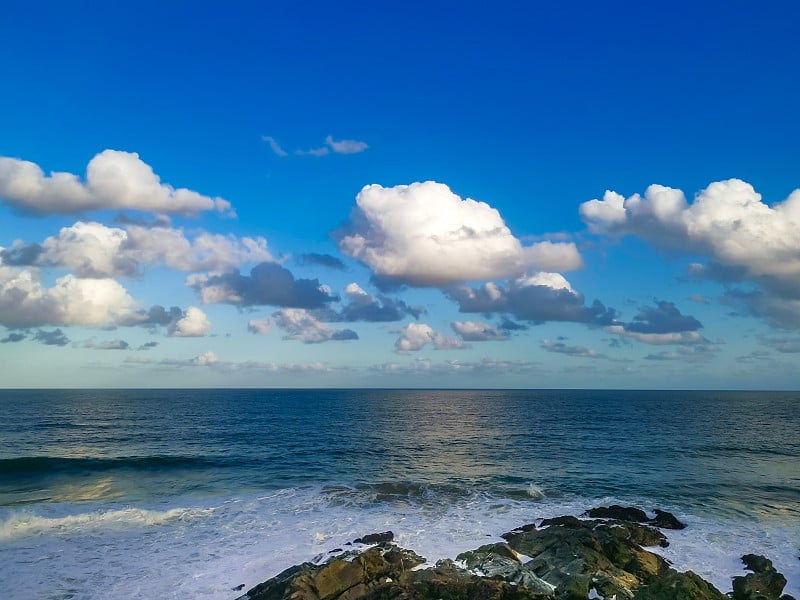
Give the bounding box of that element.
[451,321,508,341]
[336,182,582,286]
[247,318,273,335]
[33,221,271,278]
[271,308,358,344]
[335,282,423,322]
[448,272,617,326]
[394,322,468,353]
[0,150,232,216]
[0,241,42,266]
[603,301,706,345]
[168,306,211,337]
[644,345,718,361]
[1,331,26,343]
[541,338,607,359]
[0,266,137,328]
[188,262,336,308]
[581,179,800,328]
[34,328,70,346]
[370,357,539,376]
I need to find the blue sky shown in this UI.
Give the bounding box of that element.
[2,1,800,388]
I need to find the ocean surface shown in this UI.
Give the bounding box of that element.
[0,389,798,599]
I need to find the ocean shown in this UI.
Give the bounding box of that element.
[0,389,798,599]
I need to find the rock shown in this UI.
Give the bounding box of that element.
[632,569,727,599]
[353,531,394,545]
[237,517,792,600]
[732,554,788,600]
[587,505,649,523]
[649,509,686,530]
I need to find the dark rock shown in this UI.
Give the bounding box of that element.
[732,554,788,600]
[233,584,246,591]
[632,569,727,599]
[354,532,395,545]
[649,509,686,530]
[587,505,649,523]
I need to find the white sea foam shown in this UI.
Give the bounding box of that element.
[0,488,797,600]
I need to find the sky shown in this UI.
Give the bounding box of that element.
[1,1,800,388]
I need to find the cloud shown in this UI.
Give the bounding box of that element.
[370,357,539,376]
[272,308,358,343]
[451,321,508,341]
[0,150,232,216]
[1,332,26,343]
[188,262,336,308]
[602,301,705,346]
[137,341,158,351]
[581,179,800,328]
[644,345,718,361]
[168,306,211,337]
[125,352,334,374]
[394,322,468,353]
[0,241,42,266]
[33,328,70,346]
[0,266,137,328]
[336,181,582,286]
[325,136,368,154]
[125,305,184,328]
[759,335,800,353]
[541,338,607,359]
[247,318,273,335]
[35,221,272,278]
[296,253,346,271]
[448,272,617,326]
[81,337,130,350]
[262,135,288,157]
[295,146,330,157]
[334,282,423,322]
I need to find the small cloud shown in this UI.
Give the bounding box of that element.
[262,135,288,157]
[81,337,130,350]
[272,308,358,344]
[34,328,70,346]
[296,253,346,271]
[541,338,607,359]
[395,322,468,353]
[247,318,273,336]
[688,294,709,304]
[325,135,368,154]
[451,321,508,341]
[1,332,26,343]
[137,341,158,351]
[168,306,212,337]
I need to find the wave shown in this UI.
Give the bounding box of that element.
[0,505,215,540]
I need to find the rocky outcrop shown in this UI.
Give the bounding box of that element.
[235,508,789,600]
[731,554,792,600]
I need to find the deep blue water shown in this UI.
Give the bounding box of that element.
[1,389,798,599]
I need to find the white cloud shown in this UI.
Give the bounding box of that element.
[580,179,800,280]
[262,136,288,157]
[395,322,468,353]
[247,318,273,335]
[39,221,271,277]
[193,351,218,365]
[168,307,211,337]
[0,150,233,216]
[0,266,137,328]
[541,338,606,359]
[337,181,582,286]
[272,308,358,343]
[325,136,368,154]
[451,321,508,341]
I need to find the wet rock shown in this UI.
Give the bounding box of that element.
[632,569,727,599]
[353,532,394,545]
[732,554,788,600]
[587,505,649,523]
[649,509,686,530]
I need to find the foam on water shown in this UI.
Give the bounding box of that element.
[1,486,797,600]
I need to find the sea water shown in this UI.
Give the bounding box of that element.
[0,389,798,599]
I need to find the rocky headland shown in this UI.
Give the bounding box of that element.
[235,506,795,600]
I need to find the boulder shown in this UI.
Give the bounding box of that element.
[353,532,394,545]
[587,505,649,523]
[732,554,788,600]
